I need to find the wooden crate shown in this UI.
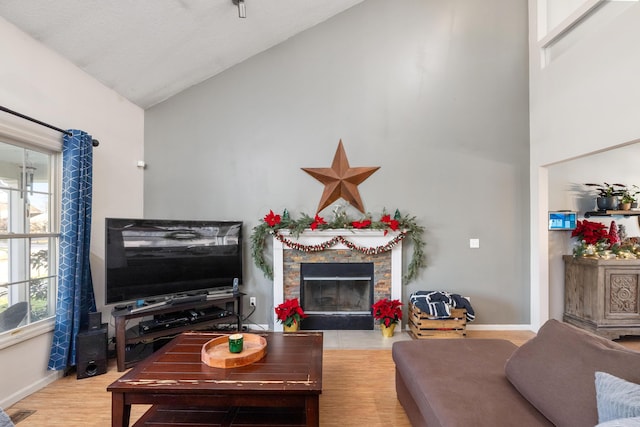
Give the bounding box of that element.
[408,302,467,339]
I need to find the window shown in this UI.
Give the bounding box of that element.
[0,140,58,333]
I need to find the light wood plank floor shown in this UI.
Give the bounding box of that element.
[5,330,640,426]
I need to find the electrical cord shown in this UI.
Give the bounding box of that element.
[242,306,268,331]
[242,305,256,322]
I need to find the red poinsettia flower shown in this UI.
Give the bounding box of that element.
[352,219,372,229]
[380,214,400,235]
[310,214,326,230]
[372,298,403,327]
[275,298,308,327]
[264,210,281,227]
[571,220,609,245]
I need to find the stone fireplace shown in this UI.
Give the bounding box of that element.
[272,230,402,331]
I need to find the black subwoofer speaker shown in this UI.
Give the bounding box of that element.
[76,323,107,379]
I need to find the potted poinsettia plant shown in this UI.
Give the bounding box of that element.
[372,298,403,337]
[275,298,307,332]
[571,219,611,257]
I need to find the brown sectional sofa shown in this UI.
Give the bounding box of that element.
[392,319,640,427]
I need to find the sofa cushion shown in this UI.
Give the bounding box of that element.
[505,320,640,427]
[393,339,553,427]
[596,371,640,422]
[0,408,14,427]
[597,417,640,427]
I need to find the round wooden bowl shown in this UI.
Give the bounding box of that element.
[201,333,267,368]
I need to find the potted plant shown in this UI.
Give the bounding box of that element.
[621,185,640,209]
[275,298,307,332]
[570,219,611,257]
[585,183,626,210]
[372,298,403,337]
[620,191,634,211]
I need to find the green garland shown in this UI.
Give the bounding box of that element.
[250,208,426,284]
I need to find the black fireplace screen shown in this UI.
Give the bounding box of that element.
[302,278,371,313]
[300,263,374,314]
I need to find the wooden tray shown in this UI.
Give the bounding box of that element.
[201,333,267,368]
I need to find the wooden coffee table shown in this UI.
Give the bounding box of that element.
[107,331,323,427]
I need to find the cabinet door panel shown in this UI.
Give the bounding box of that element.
[605,269,640,320]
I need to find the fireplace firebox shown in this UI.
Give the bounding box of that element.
[299,262,374,330]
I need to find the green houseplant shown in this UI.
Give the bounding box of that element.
[585,183,626,210]
[621,185,640,209]
[620,192,634,210]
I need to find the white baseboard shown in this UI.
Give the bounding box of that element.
[0,370,62,409]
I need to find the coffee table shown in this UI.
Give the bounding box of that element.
[107,331,323,427]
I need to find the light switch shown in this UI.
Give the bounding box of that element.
[469,238,480,249]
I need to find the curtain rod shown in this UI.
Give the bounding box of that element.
[0,105,99,147]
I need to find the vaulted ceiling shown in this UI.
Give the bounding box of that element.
[0,0,365,109]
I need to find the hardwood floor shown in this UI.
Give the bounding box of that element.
[8,350,410,427]
[5,330,640,426]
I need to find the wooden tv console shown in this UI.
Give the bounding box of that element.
[112,292,244,371]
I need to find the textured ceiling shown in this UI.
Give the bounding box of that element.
[0,0,364,108]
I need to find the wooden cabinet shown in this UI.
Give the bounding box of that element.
[563,255,640,339]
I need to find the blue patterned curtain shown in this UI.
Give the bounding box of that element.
[48,130,96,370]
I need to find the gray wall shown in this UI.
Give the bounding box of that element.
[144,0,530,326]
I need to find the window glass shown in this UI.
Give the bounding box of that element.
[0,140,57,333]
[0,188,7,234]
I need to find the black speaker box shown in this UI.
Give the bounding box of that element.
[76,323,108,379]
[88,311,102,330]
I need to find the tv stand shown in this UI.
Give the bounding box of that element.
[112,293,244,371]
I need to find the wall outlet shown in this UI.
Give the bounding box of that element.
[469,238,480,249]
[250,297,257,307]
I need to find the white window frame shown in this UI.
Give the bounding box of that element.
[0,117,61,349]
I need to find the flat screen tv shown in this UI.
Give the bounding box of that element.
[105,218,243,305]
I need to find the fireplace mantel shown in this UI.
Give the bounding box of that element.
[272,229,403,331]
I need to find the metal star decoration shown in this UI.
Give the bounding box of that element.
[302,140,380,214]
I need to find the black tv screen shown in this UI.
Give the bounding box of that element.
[105,218,243,304]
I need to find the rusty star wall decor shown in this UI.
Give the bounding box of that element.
[302,139,380,214]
